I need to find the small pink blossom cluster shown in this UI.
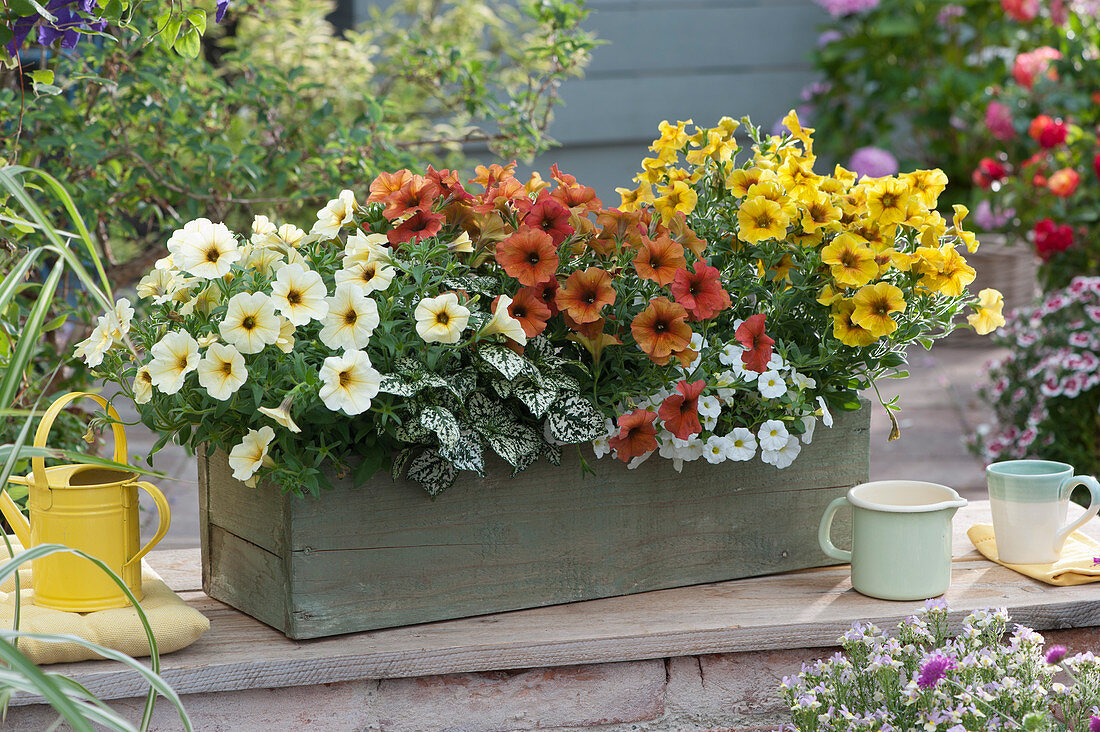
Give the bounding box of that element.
[972,276,1100,464]
[813,0,881,18]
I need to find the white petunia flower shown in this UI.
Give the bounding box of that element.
[761,434,802,469]
[801,415,817,445]
[319,284,380,351]
[415,293,471,344]
[228,426,276,486]
[791,371,817,391]
[817,396,834,427]
[170,218,241,279]
[275,317,295,354]
[726,427,757,461]
[757,370,788,400]
[713,370,738,399]
[319,350,381,416]
[767,352,787,372]
[147,331,200,394]
[757,419,790,451]
[178,283,221,317]
[731,359,761,382]
[480,295,527,345]
[99,298,134,342]
[703,435,733,464]
[132,366,153,404]
[250,214,280,247]
[137,268,186,304]
[258,397,301,433]
[196,333,219,348]
[592,418,617,458]
[219,292,281,354]
[335,259,396,294]
[449,231,474,253]
[271,263,329,326]
[343,231,392,263]
[719,343,744,366]
[154,253,176,271]
[311,190,358,239]
[240,244,285,276]
[277,223,306,249]
[698,394,721,419]
[196,342,248,401]
[73,322,113,367]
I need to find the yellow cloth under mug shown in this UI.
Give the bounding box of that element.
[0,553,209,665]
[968,523,1100,586]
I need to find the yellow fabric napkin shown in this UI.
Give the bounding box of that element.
[0,560,210,665]
[968,523,1100,586]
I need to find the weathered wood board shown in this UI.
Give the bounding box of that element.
[200,406,869,639]
[21,501,1100,706]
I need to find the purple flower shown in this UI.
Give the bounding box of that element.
[936,4,965,23]
[917,654,956,688]
[848,147,899,178]
[5,0,107,57]
[817,29,844,46]
[216,0,230,23]
[814,0,881,18]
[1090,716,1100,732]
[973,200,1014,230]
[1092,556,1100,566]
[1046,645,1068,664]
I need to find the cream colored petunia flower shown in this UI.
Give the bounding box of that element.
[414,293,470,344]
[179,283,222,317]
[311,190,358,239]
[196,342,248,401]
[147,331,200,394]
[219,292,281,354]
[319,284,380,351]
[196,333,219,347]
[448,231,474,253]
[170,218,241,280]
[271,263,329,326]
[480,295,527,346]
[343,231,392,263]
[318,350,381,416]
[240,244,285,277]
[275,317,295,354]
[137,268,186,304]
[99,298,135,343]
[334,258,395,293]
[277,223,306,249]
[154,254,176,271]
[258,397,301,433]
[228,426,276,485]
[73,322,113,367]
[250,215,281,248]
[132,366,153,404]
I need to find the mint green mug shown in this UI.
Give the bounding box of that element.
[986,460,1100,564]
[819,480,968,601]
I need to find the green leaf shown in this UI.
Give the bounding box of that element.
[391,447,413,481]
[482,422,541,469]
[27,70,53,86]
[512,377,557,418]
[173,26,201,58]
[185,8,207,35]
[490,378,512,399]
[406,449,458,497]
[419,406,460,447]
[377,374,417,397]
[353,449,387,487]
[546,393,605,444]
[394,417,432,443]
[438,432,485,475]
[479,344,535,381]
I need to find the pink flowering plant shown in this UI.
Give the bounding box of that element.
[777,601,1100,731]
[970,276,1100,476]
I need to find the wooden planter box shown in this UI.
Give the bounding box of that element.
[198,406,869,639]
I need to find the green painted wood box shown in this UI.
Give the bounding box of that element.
[197,406,869,639]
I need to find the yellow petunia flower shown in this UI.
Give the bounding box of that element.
[865,178,911,227]
[799,190,842,234]
[777,158,822,200]
[654,180,698,223]
[726,167,773,197]
[904,169,948,209]
[831,300,878,347]
[913,245,976,296]
[833,165,858,187]
[851,282,906,338]
[791,230,824,249]
[820,233,878,288]
[686,130,737,165]
[817,284,844,306]
[650,119,694,153]
[616,184,653,213]
[951,204,980,252]
[737,196,790,243]
[781,109,815,154]
[715,116,740,140]
[967,288,1006,335]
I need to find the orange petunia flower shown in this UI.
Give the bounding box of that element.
[658,379,705,441]
[367,170,413,203]
[631,297,693,364]
[382,176,439,220]
[387,210,445,246]
[735,313,774,373]
[634,234,687,287]
[509,287,552,338]
[426,165,473,202]
[593,209,646,255]
[471,162,518,189]
[523,195,575,246]
[670,263,731,321]
[470,177,528,216]
[609,409,659,463]
[564,312,606,339]
[494,228,559,286]
[668,212,708,257]
[556,267,616,324]
[530,278,560,316]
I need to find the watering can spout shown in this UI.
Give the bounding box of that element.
[0,486,32,549]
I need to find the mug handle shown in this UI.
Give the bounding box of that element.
[125,481,172,569]
[1054,475,1100,554]
[819,496,853,562]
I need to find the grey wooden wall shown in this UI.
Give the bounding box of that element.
[352,0,827,200]
[521,0,827,200]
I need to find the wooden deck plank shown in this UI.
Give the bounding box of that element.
[17,501,1100,705]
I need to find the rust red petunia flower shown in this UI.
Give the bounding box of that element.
[523,195,575,247]
[509,286,552,338]
[387,210,445,246]
[658,379,705,441]
[609,408,659,463]
[735,313,775,373]
[556,267,616,324]
[670,263,731,321]
[495,228,559,286]
[631,297,693,365]
[634,234,687,287]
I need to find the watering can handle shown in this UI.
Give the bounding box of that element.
[126,481,171,568]
[31,392,128,494]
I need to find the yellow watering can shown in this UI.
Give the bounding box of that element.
[0,392,171,612]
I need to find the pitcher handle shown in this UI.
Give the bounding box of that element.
[818,496,853,562]
[126,481,172,568]
[1054,475,1100,554]
[32,392,127,493]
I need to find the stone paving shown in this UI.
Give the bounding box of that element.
[118,345,1001,549]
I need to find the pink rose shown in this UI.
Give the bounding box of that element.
[1014,47,1062,89]
[985,101,1016,141]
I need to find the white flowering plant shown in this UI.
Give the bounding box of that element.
[82,114,1000,497]
[778,601,1100,732]
[970,276,1100,478]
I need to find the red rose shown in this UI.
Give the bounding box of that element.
[1093,153,1100,180]
[1033,218,1074,261]
[1027,115,1067,148]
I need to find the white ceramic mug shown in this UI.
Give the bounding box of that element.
[987,459,1100,564]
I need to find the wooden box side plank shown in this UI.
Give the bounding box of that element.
[204,525,290,633]
[202,451,288,555]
